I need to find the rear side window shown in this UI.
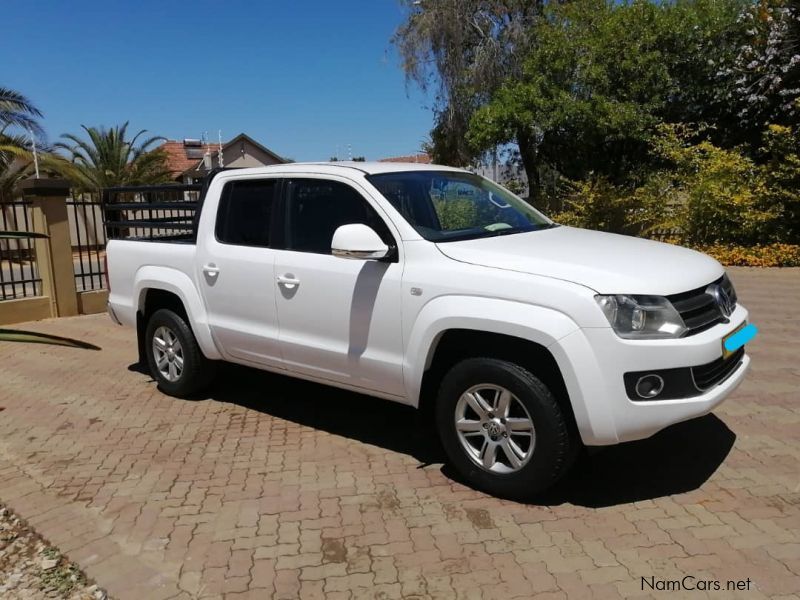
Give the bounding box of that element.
[284,179,392,254]
[215,179,277,247]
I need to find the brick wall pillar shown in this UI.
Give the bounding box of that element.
[20,179,79,318]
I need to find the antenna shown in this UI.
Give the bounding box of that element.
[28,127,40,179]
[218,130,224,168]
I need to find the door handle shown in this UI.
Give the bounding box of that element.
[203,263,220,277]
[276,274,300,288]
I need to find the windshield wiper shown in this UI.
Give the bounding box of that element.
[436,223,558,242]
[484,227,529,237]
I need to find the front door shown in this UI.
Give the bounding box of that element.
[196,177,283,368]
[273,177,405,397]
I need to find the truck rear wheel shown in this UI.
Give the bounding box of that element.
[435,358,575,499]
[145,308,215,398]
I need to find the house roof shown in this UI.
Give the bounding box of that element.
[160,141,217,177]
[222,133,287,165]
[159,133,288,178]
[378,152,431,164]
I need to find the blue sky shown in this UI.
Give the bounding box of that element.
[2,1,433,161]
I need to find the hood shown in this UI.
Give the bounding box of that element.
[435,226,723,295]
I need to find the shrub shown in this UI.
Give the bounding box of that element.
[689,243,800,267]
[643,125,778,245]
[551,124,791,247]
[758,124,800,243]
[554,177,667,237]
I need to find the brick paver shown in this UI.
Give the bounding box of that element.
[0,267,798,599]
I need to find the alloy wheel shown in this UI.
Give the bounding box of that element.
[152,325,184,382]
[454,384,536,474]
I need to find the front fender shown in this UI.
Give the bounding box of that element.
[404,295,579,406]
[134,266,222,360]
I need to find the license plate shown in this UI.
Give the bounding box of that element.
[722,321,747,359]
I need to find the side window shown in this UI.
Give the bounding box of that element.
[285,179,393,254]
[215,179,277,247]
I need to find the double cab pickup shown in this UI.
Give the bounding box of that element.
[106,162,751,498]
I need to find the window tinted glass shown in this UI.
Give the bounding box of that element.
[368,171,553,242]
[285,179,391,254]
[216,179,277,247]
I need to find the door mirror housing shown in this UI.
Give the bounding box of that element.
[332,224,391,260]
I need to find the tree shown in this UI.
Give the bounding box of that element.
[0,88,44,201]
[723,0,800,137]
[0,133,34,201]
[0,87,43,138]
[393,0,540,167]
[467,0,670,204]
[54,122,171,191]
[465,0,749,204]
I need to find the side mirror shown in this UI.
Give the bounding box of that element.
[332,224,390,260]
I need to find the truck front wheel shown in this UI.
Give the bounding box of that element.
[435,358,575,499]
[145,308,215,398]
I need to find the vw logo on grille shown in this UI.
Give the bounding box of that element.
[707,283,734,318]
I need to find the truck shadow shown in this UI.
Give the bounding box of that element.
[165,362,736,509]
[537,414,736,508]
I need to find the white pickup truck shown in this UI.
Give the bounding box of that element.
[106,162,752,498]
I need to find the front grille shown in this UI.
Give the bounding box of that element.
[668,274,738,336]
[691,347,745,390]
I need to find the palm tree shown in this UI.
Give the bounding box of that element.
[0,88,44,201]
[0,87,43,137]
[55,122,171,191]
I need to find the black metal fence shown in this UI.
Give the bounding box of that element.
[66,194,106,292]
[0,199,42,299]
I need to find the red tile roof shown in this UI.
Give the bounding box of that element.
[378,153,431,164]
[159,141,218,177]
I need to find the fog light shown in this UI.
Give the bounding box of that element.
[635,374,664,399]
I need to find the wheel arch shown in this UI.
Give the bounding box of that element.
[417,328,580,442]
[404,296,582,437]
[133,266,222,361]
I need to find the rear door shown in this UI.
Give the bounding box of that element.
[196,177,283,368]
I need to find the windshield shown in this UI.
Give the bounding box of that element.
[367,170,554,242]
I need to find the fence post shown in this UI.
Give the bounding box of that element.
[20,179,79,318]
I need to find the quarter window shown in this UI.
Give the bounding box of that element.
[215,179,277,247]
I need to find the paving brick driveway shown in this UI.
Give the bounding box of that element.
[0,267,798,599]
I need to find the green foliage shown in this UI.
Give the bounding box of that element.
[393,0,539,166]
[0,87,43,137]
[556,177,665,238]
[555,123,800,249]
[642,125,776,245]
[54,122,171,191]
[694,242,800,267]
[469,0,668,182]
[759,124,800,242]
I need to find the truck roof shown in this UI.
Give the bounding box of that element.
[215,161,467,177]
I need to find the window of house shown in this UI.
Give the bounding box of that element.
[215,179,277,247]
[284,179,393,254]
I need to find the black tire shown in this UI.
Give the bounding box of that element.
[145,308,215,398]
[435,358,575,499]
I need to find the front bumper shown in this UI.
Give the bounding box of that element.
[550,304,751,445]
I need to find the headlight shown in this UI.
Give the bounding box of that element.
[595,294,687,339]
